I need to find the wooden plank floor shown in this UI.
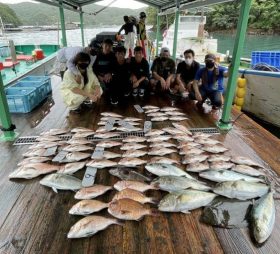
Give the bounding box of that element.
[0,75,280,254]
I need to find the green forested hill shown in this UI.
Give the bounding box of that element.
[7,2,144,26]
[0,3,21,26]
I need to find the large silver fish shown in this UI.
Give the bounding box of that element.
[120,143,146,151]
[36,135,61,142]
[173,134,194,142]
[158,190,217,213]
[199,170,264,183]
[213,180,269,200]
[66,138,92,145]
[67,215,122,238]
[252,192,275,243]
[122,150,147,158]
[86,159,117,168]
[123,117,142,122]
[145,108,160,113]
[152,176,211,192]
[29,141,59,149]
[161,106,180,112]
[75,185,113,199]
[196,138,221,145]
[148,147,176,156]
[100,151,122,159]
[94,132,119,139]
[69,200,109,215]
[112,188,157,204]
[145,163,194,179]
[72,131,95,138]
[40,173,82,192]
[109,168,152,182]
[166,111,186,116]
[147,112,167,117]
[142,105,159,110]
[116,127,142,132]
[118,158,147,167]
[71,127,94,133]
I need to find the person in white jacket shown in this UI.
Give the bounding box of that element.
[61,52,102,113]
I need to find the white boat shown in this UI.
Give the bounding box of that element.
[162,15,280,128]
[162,15,217,62]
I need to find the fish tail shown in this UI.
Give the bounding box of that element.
[149,197,160,204]
[148,208,160,217]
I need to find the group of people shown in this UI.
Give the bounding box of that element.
[57,12,228,114]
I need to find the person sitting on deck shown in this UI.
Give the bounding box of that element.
[190,53,228,111]
[111,46,131,104]
[61,52,102,113]
[129,46,150,97]
[176,49,200,93]
[55,38,101,80]
[150,47,177,94]
[93,39,116,104]
[117,16,137,58]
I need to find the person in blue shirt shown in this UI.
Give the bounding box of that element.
[190,53,228,110]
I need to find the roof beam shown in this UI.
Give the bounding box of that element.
[35,0,81,12]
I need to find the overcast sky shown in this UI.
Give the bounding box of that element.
[0,0,148,9]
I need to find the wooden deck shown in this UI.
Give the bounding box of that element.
[0,75,280,254]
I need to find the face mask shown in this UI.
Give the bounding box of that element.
[185,59,193,65]
[78,63,89,70]
[206,62,215,69]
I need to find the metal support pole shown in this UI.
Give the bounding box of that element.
[80,10,85,47]
[172,2,180,60]
[217,0,252,131]
[0,72,18,142]
[155,9,160,56]
[59,0,67,47]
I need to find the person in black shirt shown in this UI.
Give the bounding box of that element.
[118,16,136,58]
[129,46,150,97]
[176,49,200,92]
[93,39,116,103]
[111,46,131,105]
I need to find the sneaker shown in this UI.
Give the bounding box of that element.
[110,97,119,105]
[132,89,138,97]
[139,89,145,97]
[124,92,130,97]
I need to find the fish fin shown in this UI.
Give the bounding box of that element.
[149,208,160,217]
[181,210,190,214]
[52,187,58,193]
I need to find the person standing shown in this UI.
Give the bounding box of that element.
[117,16,136,58]
[111,46,131,104]
[129,46,150,97]
[61,52,102,113]
[137,12,148,60]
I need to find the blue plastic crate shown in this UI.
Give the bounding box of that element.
[19,76,52,98]
[5,87,38,113]
[251,51,280,68]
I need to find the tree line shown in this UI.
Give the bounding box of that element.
[146,0,280,34]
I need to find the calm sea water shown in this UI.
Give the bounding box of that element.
[3,28,280,59]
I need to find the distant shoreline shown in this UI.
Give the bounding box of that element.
[208,28,280,36]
